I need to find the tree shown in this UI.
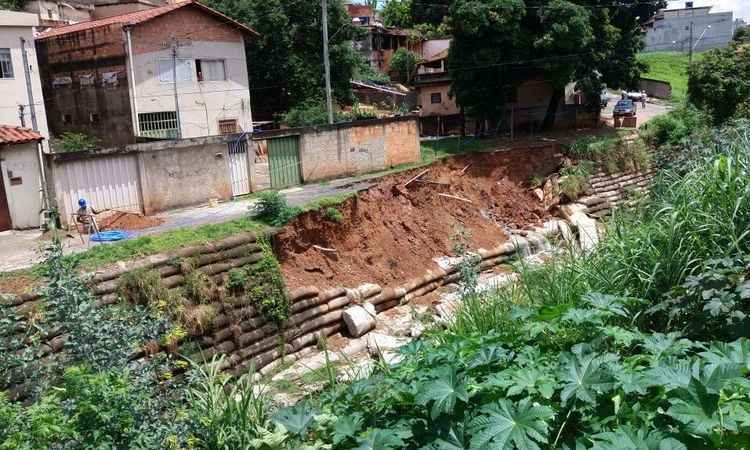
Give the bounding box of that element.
[389,48,423,83]
[688,45,750,124]
[199,0,361,120]
[734,26,750,44]
[0,0,25,10]
[381,0,413,28]
[447,0,665,131]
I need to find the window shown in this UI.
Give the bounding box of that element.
[89,113,100,124]
[157,59,193,83]
[62,113,72,124]
[196,59,226,81]
[0,49,13,79]
[138,111,178,138]
[430,92,442,104]
[218,119,238,134]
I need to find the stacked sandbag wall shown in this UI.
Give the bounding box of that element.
[577,168,656,218]
[4,229,553,382]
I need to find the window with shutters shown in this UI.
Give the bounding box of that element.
[157,59,193,83]
[196,59,227,81]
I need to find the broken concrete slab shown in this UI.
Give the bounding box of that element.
[366,333,409,357]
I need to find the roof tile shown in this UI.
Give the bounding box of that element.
[0,125,43,145]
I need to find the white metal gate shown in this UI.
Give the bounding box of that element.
[228,137,251,197]
[53,153,142,224]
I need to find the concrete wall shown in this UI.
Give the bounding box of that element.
[0,142,42,228]
[644,8,734,52]
[0,12,51,150]
[255,117,420,183]
[49,134,237,217]
[130,7,252,138]
[639,78,672,99]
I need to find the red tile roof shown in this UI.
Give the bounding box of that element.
[36,1,258,40]
[0,125,44,145]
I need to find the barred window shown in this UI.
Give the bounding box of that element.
[0,49,14,79]
[218,119,238,135]
[138,111,178,139]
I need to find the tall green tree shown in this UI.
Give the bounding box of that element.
[381,0,414,28]
[688,45,750,124]
[199,0,361,120]
[447,0,665,130]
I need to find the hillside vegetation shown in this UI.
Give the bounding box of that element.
[637,51,705,101]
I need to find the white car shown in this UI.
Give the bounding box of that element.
[624,91,647,102]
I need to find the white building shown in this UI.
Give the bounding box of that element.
[644,3,735,52]
[0,11,50,230]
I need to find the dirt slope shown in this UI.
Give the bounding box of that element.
[275,144,561,290]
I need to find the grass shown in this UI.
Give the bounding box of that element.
[62,217,265,272]
[637,51,706,102]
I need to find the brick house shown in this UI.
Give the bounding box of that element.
[35,0,258,147]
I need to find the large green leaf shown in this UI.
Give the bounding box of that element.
[589,425,666,450]
[416,369,469,420]
[642,333,694,362]
[666,378,723,436]
[485,367,556,400]
[354,428,410,450]
[700,338,750,369]
[332,413,364,446]
[558,351,617,405]
[469,398,553,450]
[272,403,315,437]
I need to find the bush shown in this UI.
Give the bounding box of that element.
[389,48,423,83]
[182,270,218,304]
[558,164,591,200]
[640,105,702,147]
[689,44,750,124]
[323,207,343,223]
[253,191,301,227]
[52,132,100,153]
[226,267,248,294]
[245,241,290,327]
[118,268,170,307]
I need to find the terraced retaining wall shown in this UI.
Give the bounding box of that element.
[577,168,656,218]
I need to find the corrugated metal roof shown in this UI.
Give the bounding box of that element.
[36,0,258,40]
[0,125,43,145]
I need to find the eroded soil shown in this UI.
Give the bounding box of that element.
[275,144,561,290]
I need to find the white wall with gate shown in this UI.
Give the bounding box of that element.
[52,153,142,224]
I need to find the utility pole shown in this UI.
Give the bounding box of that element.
[167,35,190,139]
[688,21,694,64]
[20,38,38,131]
[321,0,334,124]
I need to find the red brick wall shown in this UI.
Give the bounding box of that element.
[130,7,244,54]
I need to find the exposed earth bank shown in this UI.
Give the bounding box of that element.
[275,144,561,290]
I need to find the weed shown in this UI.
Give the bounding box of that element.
[117,268,170,307]
[245,240,290,327]
[225,268,248,294]
[559,164,591,200]
[182,270,217,304]
[323,207,343,223]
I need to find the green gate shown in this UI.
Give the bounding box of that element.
[267,135,302,189]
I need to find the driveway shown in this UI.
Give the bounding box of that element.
[601,93,672,127]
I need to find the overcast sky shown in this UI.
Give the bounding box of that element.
[668,0,750,20]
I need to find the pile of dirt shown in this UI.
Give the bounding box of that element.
[98,211,164,231]
[276,145,561,290]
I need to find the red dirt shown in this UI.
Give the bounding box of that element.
[98,211,164,231]
[0,273,43,296]
[276,145,561,290]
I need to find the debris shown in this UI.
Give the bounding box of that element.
[313,245,338,253]
[437,193,473,204]
[459,164,472,175]
[404,169,430,188]
[366,333,409,357]
[343,305,376,337]
[533,188,545,202]
[415,179,449,186]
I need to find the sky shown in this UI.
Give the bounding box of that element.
[667,0,750,21]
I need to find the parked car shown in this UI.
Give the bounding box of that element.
[613,99,637,117]
[624,91,647,102]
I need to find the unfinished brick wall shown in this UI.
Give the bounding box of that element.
[255,117,420,183]
[130,7,244,54]
[36,26,134,146]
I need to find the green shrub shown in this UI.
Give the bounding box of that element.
[389,48,423,83]
[640,105,702,147]
[52,132,100,153]
[323,207,343,223]
[253,191,302,227]
[559,164,591,200]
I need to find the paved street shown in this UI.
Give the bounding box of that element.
[601,92,673,127]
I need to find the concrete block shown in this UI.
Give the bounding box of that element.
[343,305,376,337]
